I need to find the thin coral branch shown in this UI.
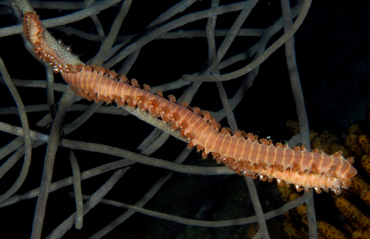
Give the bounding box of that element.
[68,151,83,230]
[31,88,75,239]
[280,0,316,238]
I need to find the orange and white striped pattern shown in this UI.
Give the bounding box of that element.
[61,65,357,194]
[24,11,357,195]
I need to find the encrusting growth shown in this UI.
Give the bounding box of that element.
[23,12,357,194]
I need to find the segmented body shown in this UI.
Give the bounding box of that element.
[23,12,357,194]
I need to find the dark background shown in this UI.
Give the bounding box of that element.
[0,0,369,238]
